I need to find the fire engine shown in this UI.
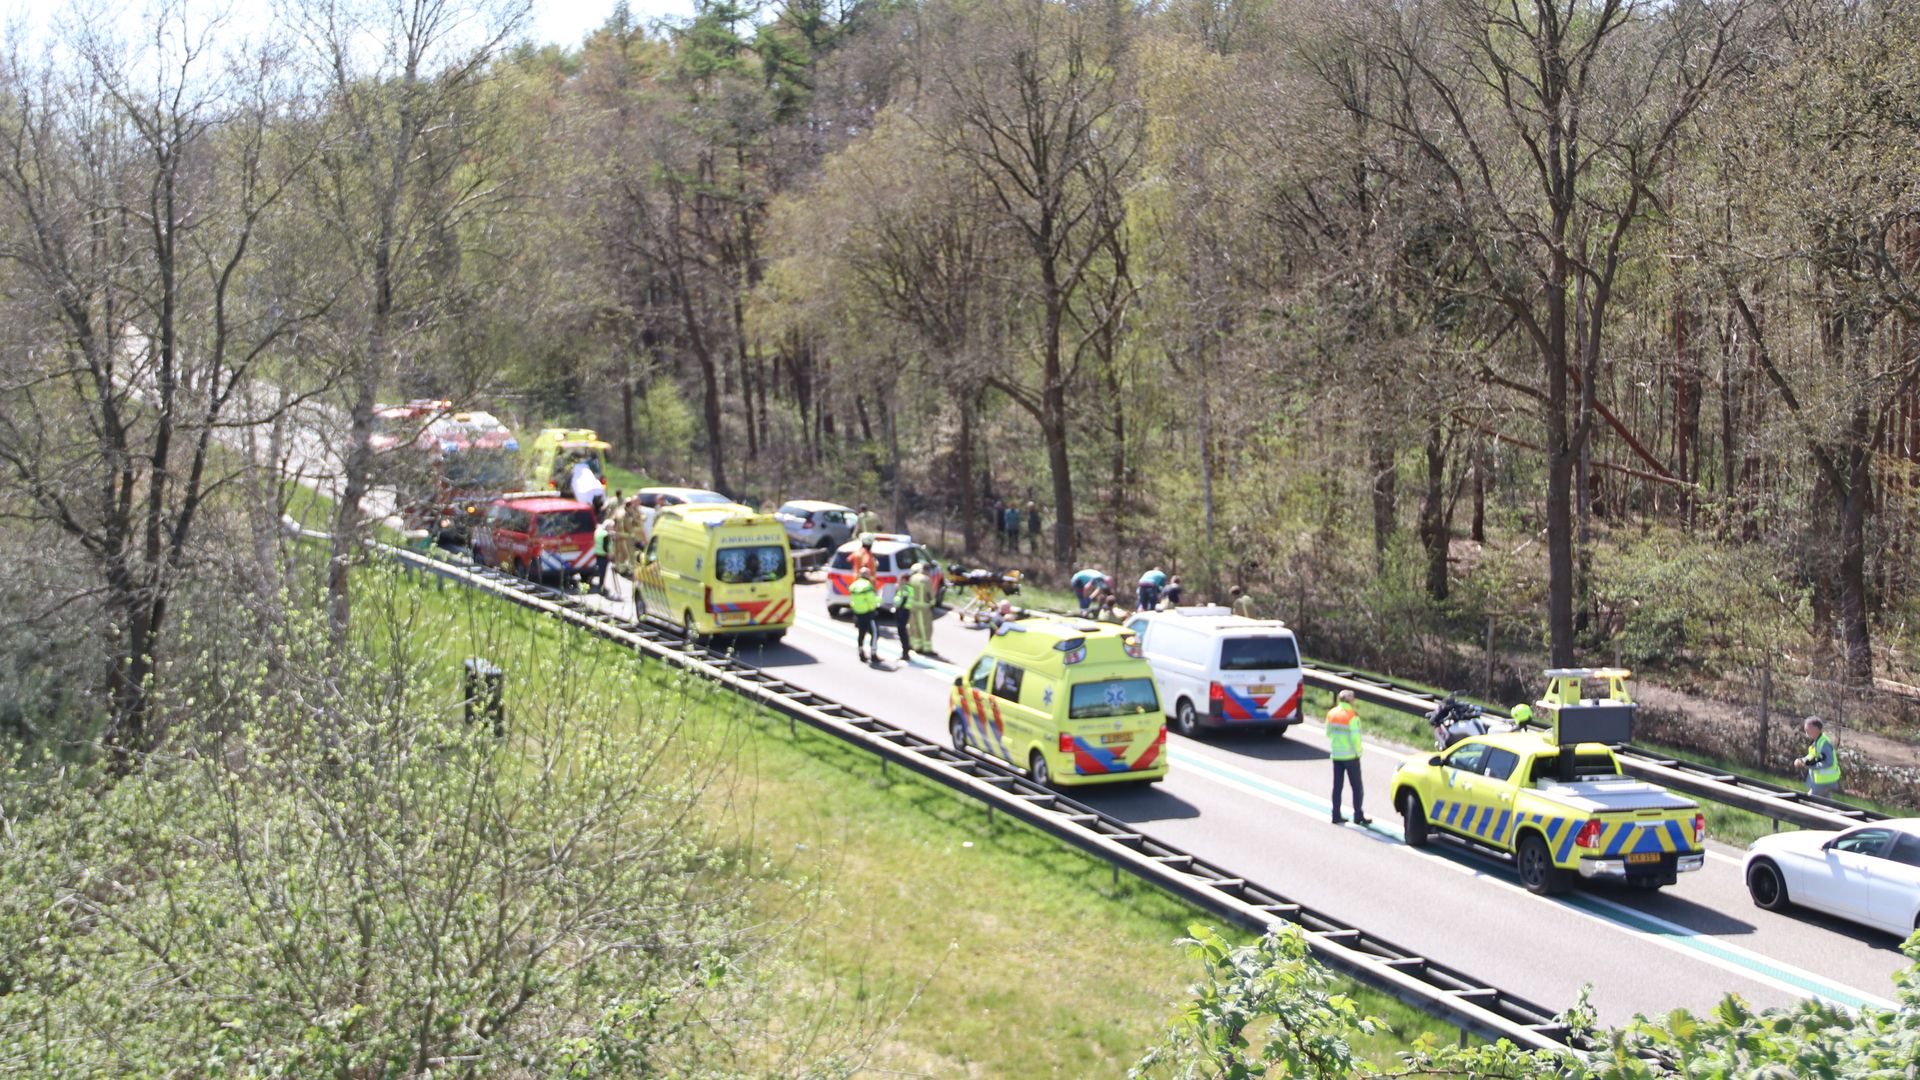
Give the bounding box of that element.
[372,400,521,542]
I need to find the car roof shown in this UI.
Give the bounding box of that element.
[835,533,927,554]
[782,499,852,512]
[1137,606,1294,634]
[495,496,593,513]
[994,615,1131,645]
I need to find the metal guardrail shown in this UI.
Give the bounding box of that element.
[371,543,1581,1055]
[1300,663,1886,833]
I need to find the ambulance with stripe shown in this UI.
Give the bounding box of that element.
[630,503,795,640]
[1389,668,1706,894]
[949,616,1169,787]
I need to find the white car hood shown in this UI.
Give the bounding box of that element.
[1749,830,1835,859]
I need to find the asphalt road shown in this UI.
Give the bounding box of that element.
[588,572,1911,1027]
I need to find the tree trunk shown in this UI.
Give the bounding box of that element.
[1370,419,1397,562]
[958,398,977,556]
[1470,437,1486,543]
[1545,259,1577,667]
[1419,420,1449,602]
[1838,442,1873,684]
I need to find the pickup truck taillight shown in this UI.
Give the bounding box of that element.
[1573,820,1604,849]
[1692,814,1706,844]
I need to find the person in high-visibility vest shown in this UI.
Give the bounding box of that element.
[1801,716,1841,796]
[1326,689,1370,826]
[591,516,613,596]
[849,568,881,664]
[902,562,936,656]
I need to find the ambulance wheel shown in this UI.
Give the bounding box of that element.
[1401,795,1430,848]
[1028,750,1053,787]
[950,711,969,752]
[1174,698,1202,738]
[1517,834,1569,896]
[1746,859,1790,912]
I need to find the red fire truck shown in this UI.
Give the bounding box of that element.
[372,400,521,542]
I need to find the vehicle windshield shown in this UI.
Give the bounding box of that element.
[1219,636,1299,671]
[685,491,731,505]
[716,545,786,583]
[1069,677,1159,719]
[536,510,597,537]
[444,449,516,490]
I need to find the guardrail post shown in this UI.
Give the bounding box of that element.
[462,658,504,739]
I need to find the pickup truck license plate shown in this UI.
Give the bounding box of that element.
[1626,852,1662,865]
[1247,684,1274,695]
[1100,733,1132,746]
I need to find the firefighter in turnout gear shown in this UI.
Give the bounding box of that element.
[1802,716,1841,796]
[900,562,936,657]
[1327,689,1370,826]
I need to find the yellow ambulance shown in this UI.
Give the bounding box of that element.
[949,616,1169,786]
[631,504,796,640]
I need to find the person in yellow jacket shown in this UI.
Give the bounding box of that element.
[1801,717,1841,796]
[848,568,881,664]
[899,562,936,657]
[1326,689,1370,826]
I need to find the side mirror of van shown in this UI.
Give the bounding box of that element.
[953,676,962,689]
[1428,755,1444,767]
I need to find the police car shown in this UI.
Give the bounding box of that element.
[824,534,945,614]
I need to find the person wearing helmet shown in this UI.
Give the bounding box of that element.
[901,561,937,657]
[1510,702,1534,726]
[849,534,878,578]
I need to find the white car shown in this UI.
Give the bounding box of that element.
[630,486,731,536]
[774,499,857,550]
[1744,818,1920,939]
[1126,606,1304,737]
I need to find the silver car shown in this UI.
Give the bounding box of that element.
[775,499,857,550]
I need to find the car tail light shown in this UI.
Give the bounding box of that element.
[1692,814,1706,844]
[704,585,713,612]
[1058,733,1074,753]
[1208,680,1225,716]
[1573,820,1603,849]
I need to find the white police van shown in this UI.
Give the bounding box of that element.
[1127,606,1304,737]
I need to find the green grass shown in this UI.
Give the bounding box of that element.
[357,559,1468,1073]
[601,462,651,497]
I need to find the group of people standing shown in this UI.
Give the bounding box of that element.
[990,499,1042,553]
[845,535,937,666]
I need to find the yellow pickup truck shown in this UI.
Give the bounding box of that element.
[1389,668,1705,894]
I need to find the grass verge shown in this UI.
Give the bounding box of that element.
[367,560,1468,1073]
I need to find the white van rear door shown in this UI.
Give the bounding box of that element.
[1213,634,1303,722]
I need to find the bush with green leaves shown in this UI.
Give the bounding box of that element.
[0,574,854,1077]
[1137,924,1920,1079]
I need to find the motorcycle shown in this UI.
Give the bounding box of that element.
[1428,692,1489,749]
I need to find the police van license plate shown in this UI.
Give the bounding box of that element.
[1100,733,1131,746]
[1247,684,1274,695]
[1626,852,1662,865]
[716,611,750,626]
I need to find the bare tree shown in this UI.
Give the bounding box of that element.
[926,0,1144,563]
[1347,0,1748,664]
[292,0,528,645]
[0,10,317,758]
